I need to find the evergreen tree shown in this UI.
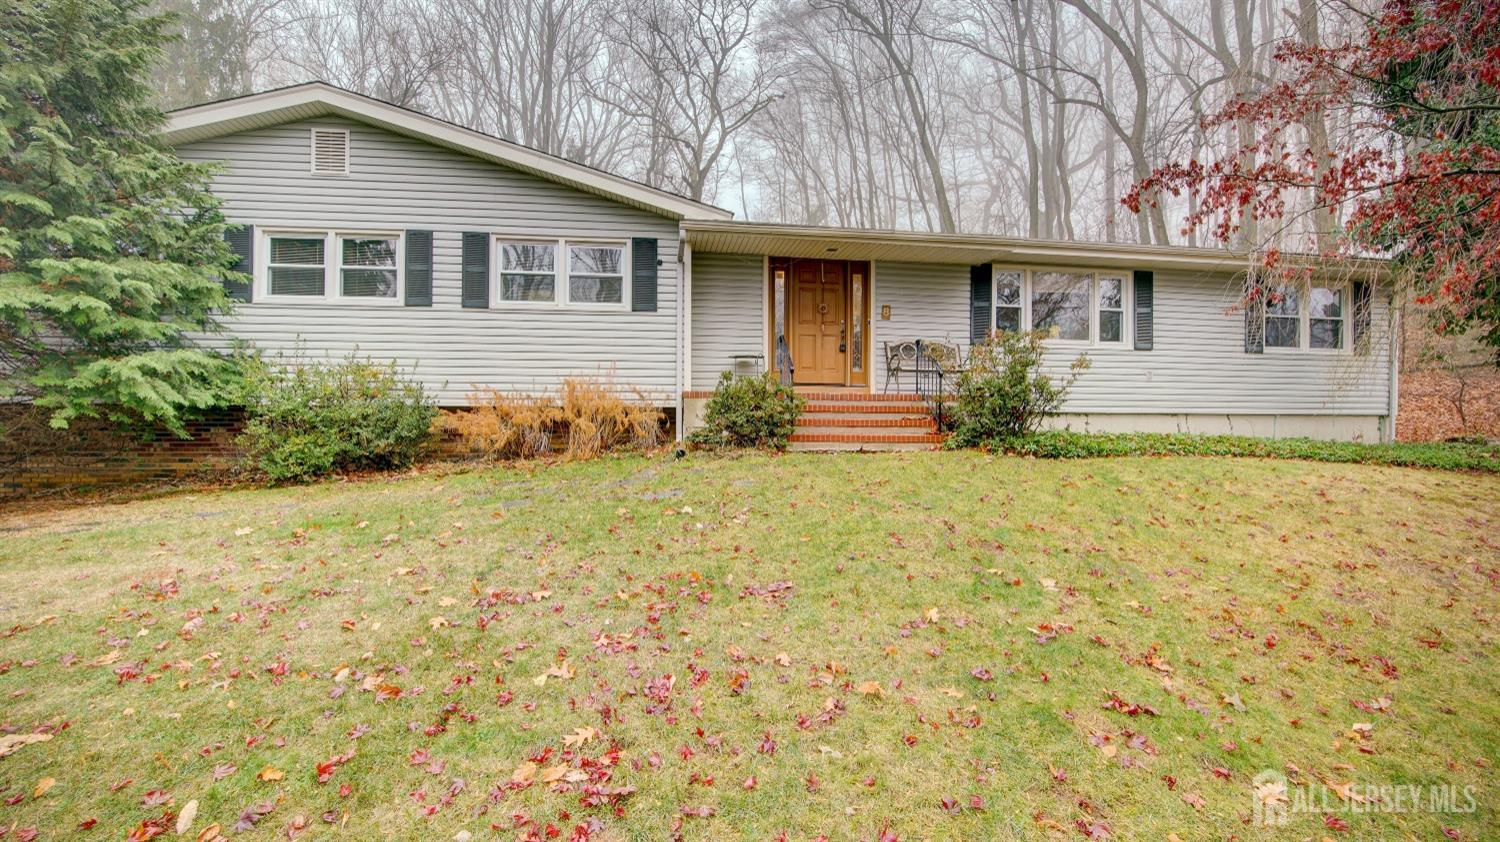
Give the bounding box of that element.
[1,0,242,434]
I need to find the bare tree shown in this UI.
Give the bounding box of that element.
[595,0,781,204]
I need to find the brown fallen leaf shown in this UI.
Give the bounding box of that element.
[562,726,599,748]
[509,762,538,785]
[33,777,56,797]
[855,681,885,699]
[540,765,568,784]
[0,733,51,758]
[257,765,285,782]
[195,822,223,842]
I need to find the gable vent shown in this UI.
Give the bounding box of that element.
[310,128,349,175]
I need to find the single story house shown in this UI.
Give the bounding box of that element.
[163,82,1398,447]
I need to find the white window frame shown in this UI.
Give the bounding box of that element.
[494,239,561,307]
[490,235,631,311]
[1264,281,1350,354]
[258,228,403,305]
[565,240,630,310]
[991,265,1132,348]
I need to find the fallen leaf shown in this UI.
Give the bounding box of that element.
[177,800,199,834]
[257,765,285,782]
[856,680,885,699]
[509,763,538,785]
[33,777,55,798]
[0,733,51,758]
[562,726,599,748]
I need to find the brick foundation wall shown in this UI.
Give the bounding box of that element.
[0,406,244,500]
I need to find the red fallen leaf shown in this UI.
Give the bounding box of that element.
[14,828,37,842]
[970,667,994,681]
[1264,634,1278,649]
[127,810,175,841]
[1324,814,1350,832]
[77,818,98,830]
[1181,792,1206,810]
[939,796,960,815]
[141,789,172,807]
[375,684,403,701]
[742,776,757,790]
[758,731,777,755]
[1074,820,1111,839]
[902,734,918,747]
[876,827,900,842]
[1101,692,1159,717]
[804,773,820,793]
[969,795,985,811]
[1160,774,1177,790]
[110,778,133,792]
[1212,767,1232,780]
[339,783,353,798]
[679,805,715,818]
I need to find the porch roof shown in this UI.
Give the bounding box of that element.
[681,221,1389,280]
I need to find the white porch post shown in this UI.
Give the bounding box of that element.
[677,238,693,441]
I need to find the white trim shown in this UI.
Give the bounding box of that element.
[258,227,403,305]
[1262,280,1352,355]
[164,83,732,222]
[492,238,560,307]
[488,236,630,310]
[682,220,1390,280]
[565,240,631,310]
[991,264,1133,349]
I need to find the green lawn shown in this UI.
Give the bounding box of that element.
[0,453,1496,840]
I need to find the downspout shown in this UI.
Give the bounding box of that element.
[1386,291,1400,443]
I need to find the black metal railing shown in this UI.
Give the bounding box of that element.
[912,340,959,430]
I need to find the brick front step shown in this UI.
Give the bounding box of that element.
[792,391,923,402]
[803,402,928,415]
[797,416,935,429]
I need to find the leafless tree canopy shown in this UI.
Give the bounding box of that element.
[152,0,1365,248]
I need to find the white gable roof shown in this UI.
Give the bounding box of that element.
[162,82,734,222]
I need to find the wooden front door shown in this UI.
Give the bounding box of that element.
[791,260,848,384]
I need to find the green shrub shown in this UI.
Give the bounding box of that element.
[689,372,805,450]
[947,331,1089,447]
[239,356,437,483]
[997,430,1499,472]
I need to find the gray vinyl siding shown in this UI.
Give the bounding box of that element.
[690,257,1392,416]
[871,262,972,390]
[176,117,679,404]
[690,253,765,389]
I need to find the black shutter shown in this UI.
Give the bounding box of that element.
[1352,280,1372,354]
[404,230,433,306]
[969,263,992,343]
[632,237,658,312]
[222,225,253,302]
[1133,270,1154,350]
[461,232,489,309]
[1244,273,1265,354]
